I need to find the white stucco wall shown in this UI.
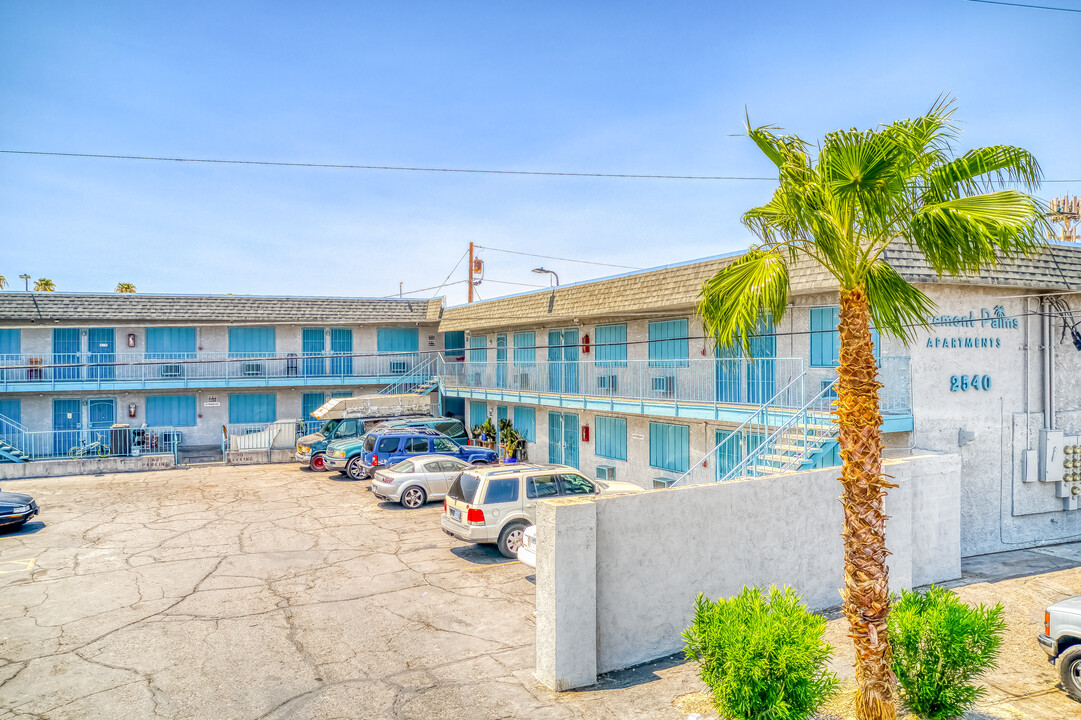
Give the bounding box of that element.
[534,452,962,689]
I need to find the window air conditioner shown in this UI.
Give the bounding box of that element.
[597,375,617,392]
[653,477,675,489]
[514,372,530,388]
[242,362,264,376]
[469,372,482,386]
[651,375,675,395]
[596,465,616,481]
[160,364,183,378]
[390,361,408,375]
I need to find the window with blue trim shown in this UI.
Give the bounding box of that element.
[594,324,627,367]
[147,395,197,426]
[377,328,419,353]
[228,327,275,358]
[444,331,466,360]
[649,422,689,472]
[810,307,879,367]
[469,401,488,430]
[147,327,197,359]
[595,416,627,461]
[469,335,487,364]
[229,393,276,424]
[513,406,535,442]
[512,332,535,364]
[0,329,21,358]
[648,319,688,367]
[0,399,21,424]
[301,392,325,420]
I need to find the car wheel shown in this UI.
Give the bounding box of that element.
[400,486,427,509]
[497,522,527,559]
[309,454,327,472]
[346,456,366,481]
[1061,645,1081,701]
[471,459,489,466]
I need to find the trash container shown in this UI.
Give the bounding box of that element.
[110,423,132,456]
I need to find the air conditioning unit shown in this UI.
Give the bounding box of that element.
[596,375,617,392]
[242,362,264,376]
[596,465,616,481]
[390,361,408,375]
[653,477,675,489]
[514,372,530,388]
[651,375,675,395]
[468,372,482,386]
[160,364,183,378]
[820,379,838,398]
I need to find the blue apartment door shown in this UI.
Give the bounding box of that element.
[53,328,81,381]
[546,330,579,394]
[88,398,116,432]
[87,328,116,380]
[495,335,507,388]
[302,328,325,376]
[715,342,743,403]
[52,398,82,455]
[747,317,776,403]
[547,412,579,468]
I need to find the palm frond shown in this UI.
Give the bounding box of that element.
[910,190,1047,275]
[924,145,1043,202]
[698,249,789,356]
[863,261,936,344]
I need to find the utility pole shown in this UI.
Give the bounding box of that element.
[399,281,403,298]
[468,242,474,303]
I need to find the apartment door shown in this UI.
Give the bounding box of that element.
[546,329,579,394]
[88,398,117,432]
[746,317,776,403]
[53,328,81,382]
[495,335,507,388]
[52,398,82,455]
[87,328,116,380]
[302,328,326,377]
[547,411,579,468]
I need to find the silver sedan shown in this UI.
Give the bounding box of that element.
[370,455,471,509]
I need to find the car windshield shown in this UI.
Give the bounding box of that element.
[448,473,481,503]
[320,419,340,435]
[363,435,376,452]
[388,461,414,473]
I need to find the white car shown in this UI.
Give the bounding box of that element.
[370,454,471,508]
[516,525,537,568]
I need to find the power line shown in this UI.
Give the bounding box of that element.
[479,279,550,288]
[964,0,1081,13]
[391,279,467,298]
[0,150,774,181]
[476,245,642,270]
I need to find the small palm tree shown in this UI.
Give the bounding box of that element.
[33,278,56,292]
[0,275,7,290]
[115,283,136,293]
[697,98,1046,720]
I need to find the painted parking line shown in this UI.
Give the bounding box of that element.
[0,558,37,575]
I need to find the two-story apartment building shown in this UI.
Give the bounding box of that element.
[0,293,445,459]
[437,241,1081,557]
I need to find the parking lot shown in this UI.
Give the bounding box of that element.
[2,464,1081,720]
[0,464,702,720]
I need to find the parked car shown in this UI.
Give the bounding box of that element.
[295,417,367,471]
[0,488,39,532]
[517,525,537,568]
[441,464,642,557]
[371,454,471,508]
[325,428,496,481]
[1039,594,1081,700]
[380,418,471,446]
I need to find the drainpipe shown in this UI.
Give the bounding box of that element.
[1043,296,1056,430]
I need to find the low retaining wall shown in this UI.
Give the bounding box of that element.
[534,453,962,690]
[224,449,294,465]
[0,454,177,480]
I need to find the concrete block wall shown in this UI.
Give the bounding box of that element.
[534,452,962,689]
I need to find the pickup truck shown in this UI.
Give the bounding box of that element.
[1038,594,1081,700]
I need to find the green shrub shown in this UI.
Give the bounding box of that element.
[888,586,1006,720]
[682,586,839,720]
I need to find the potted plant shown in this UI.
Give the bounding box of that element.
[472,418,497,449]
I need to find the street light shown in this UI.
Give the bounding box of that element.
[531,267,559,287]
[18,274,30,291]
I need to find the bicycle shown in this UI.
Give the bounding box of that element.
[68,436,112,459]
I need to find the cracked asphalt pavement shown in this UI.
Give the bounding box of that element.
[0,464,702,720]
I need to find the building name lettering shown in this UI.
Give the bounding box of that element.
[930,306,1018,329]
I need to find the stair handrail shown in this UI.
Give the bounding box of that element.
[715,380,837,484]
[668,370,809,488]
[378,354,437,395]
[0,411,29,455]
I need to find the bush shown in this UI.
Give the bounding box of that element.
[682,586,839,720]
[889,586,1006,720]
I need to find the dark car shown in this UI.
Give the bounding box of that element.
[0,489,39,531]
[324,428,497,480]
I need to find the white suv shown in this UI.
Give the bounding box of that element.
[441,463,642,557]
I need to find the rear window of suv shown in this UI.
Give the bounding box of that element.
[376,437,400,453]
[363,435,376,452]
[449,473,481,503]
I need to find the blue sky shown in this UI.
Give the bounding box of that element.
[1,1,1078,304]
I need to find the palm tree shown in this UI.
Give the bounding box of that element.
[33,278,56,292]
[115,283,136,293]
[697,99,1045,720]
[0,275,7,290]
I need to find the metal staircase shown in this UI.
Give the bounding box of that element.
[378,355,440,396]
[0,413,30,463]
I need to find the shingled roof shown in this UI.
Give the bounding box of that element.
[440,241,1081,333]
[0,293,443,327]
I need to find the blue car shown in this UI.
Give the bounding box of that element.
[324,428,497,480]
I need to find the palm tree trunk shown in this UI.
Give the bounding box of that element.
[836,286,896,720]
